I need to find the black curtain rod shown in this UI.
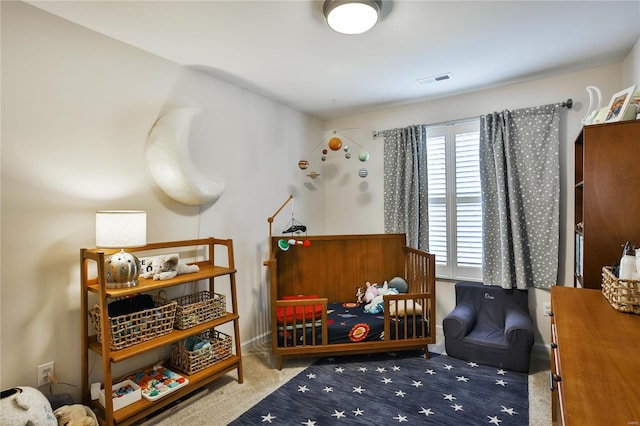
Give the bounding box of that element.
[560,98,573,109]
[372,98,573,138]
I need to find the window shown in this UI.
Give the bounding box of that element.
[426,119,482,280]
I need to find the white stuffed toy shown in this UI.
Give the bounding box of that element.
[141,254,199,281]
[53,404,98,426]
[0,387,57,426]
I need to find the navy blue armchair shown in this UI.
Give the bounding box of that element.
[443,281,534,373]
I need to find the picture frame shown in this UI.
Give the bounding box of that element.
[604,85,636,123]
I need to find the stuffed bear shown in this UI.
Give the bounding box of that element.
[141,254,199,281]
[53,404,98,426]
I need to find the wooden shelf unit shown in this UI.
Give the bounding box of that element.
[80,238,243,425]
[573,120,640,288]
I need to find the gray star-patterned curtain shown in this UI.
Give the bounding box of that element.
[382,125,429,251]
[480,103,561,289]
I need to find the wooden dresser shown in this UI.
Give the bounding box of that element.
[550,286,640,425]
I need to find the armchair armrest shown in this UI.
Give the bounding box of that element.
[504,308,534,344]
[442,301,477,338]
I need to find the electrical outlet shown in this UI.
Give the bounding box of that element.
[543,303,552,316]
[37,361,54,387]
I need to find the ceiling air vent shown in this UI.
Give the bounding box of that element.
[417,73,452,85]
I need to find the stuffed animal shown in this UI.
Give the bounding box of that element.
[363,282,379,304]
[53,404,98,426]
[364,281,399,314]
[141,254,199,280]
[355,287,364,304]
[0,386,57,426]
[388,276,408,294]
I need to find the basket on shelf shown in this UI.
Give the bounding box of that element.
[163,291,226,330]
[601,266,640,315]
[89,297,177,351]
[171,330,232,375]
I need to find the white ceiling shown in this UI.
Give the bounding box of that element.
[28,0,640,120]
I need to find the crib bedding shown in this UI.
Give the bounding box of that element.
[277,302,427,348]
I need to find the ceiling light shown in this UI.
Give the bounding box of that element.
[323,0,382,35]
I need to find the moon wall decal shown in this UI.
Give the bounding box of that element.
[146,108,225,205]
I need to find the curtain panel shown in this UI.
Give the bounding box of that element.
[480,104,561,289]
[382,125,429,251]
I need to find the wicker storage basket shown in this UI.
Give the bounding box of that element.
[602,266,640,314]
[168,291,226,330]
[89,297,177,351]
[171,330,232,375]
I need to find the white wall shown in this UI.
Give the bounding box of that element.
[0,1,324,396]
[323,61,636,350]
[622,37,640,88]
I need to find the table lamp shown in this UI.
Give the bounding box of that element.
[95,210,147,288]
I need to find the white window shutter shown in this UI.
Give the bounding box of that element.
[427,120,482,280]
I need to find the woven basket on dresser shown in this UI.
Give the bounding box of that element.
[602,266,640,314]
[89,297,177,351]
[171,330,232,375]
[167,291,226,330]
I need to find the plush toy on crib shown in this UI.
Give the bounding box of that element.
[141,253,199,280]
[387,276,408,294]
[363,281,399,314]
[363,282,379,305]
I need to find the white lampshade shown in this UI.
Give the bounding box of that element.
[323,0,381,35]
[96,210,147,248]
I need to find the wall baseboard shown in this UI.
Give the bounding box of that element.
[532,342,551,359]
[241,332,271,350]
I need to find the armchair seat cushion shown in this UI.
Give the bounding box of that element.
[465,326,507,347]
[443,282,534,372]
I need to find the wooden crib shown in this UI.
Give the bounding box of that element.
[265,233,436,369]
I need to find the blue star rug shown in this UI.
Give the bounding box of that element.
[229,351,528,425]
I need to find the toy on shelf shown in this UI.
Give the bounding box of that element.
[140,253,199,281]
[126,366,188,402]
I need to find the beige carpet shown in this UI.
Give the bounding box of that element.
[149,342,551,425]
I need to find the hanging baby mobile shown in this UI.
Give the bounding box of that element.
[297,129,370,180]
[262,195,311,264]
[279,197,310,251]
[267,195,310,253]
